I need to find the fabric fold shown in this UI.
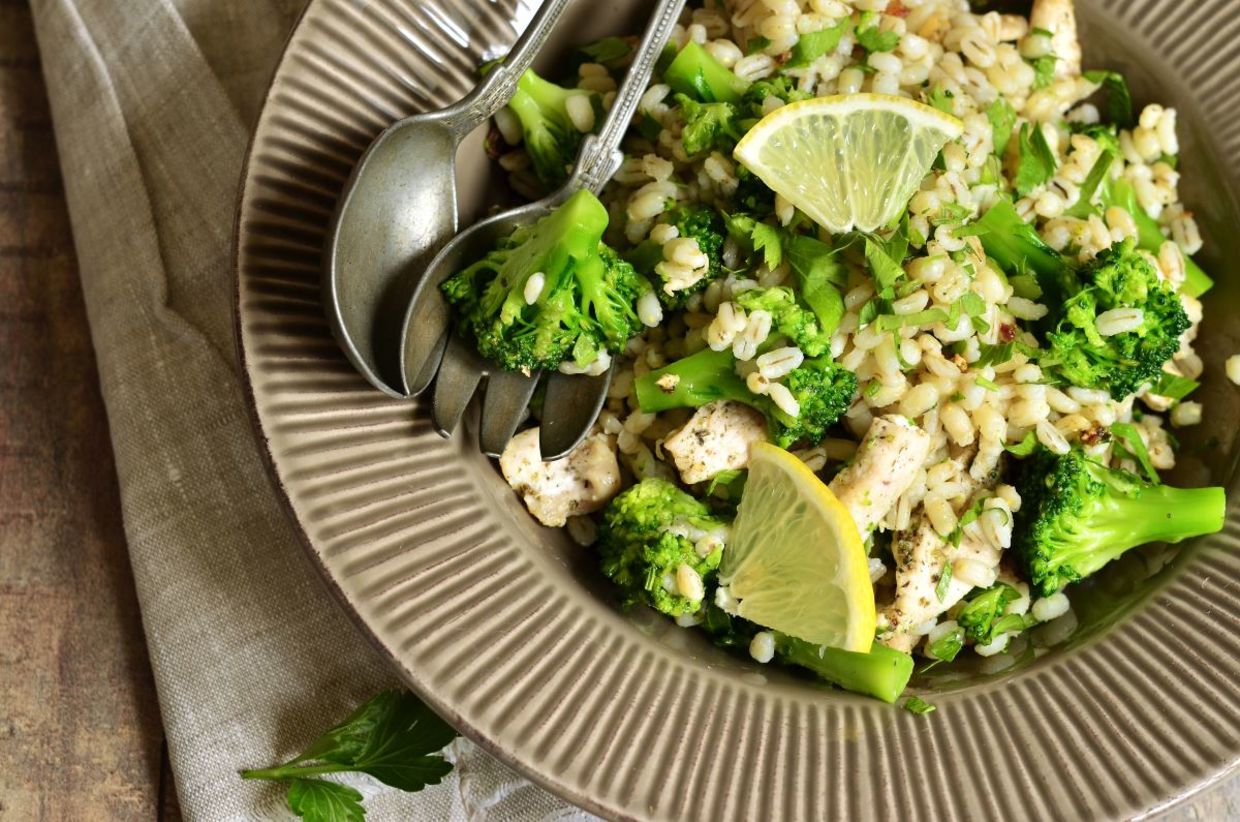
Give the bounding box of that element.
[27,0,589,818]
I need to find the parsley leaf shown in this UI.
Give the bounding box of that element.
[1064,148,1116,219]
[974,342,1015,369]
[1083,70,1135,128]
[927,85,955,114]
[785,234,847,334]
[925,625,964,663]
[857,21,899,53]
[935,560,953,602]
[986,97,1018,157]
[931,201,972,227]
[1111,422,1160,485]
[751,222,784,270]
[746,36,772,55]
[1151,371,1200,401]
[787,20,851,68]
[1013,122,1058,197]
[287,779,366,822]
[865,237,906,291]
[875,308,949,332]
[579,36,632,65]
[1030,54,1057,89]
[903,696,937,715]
[1006,431,1038,456]
[241,691,458,820]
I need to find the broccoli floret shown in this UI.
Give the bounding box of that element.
[1101,177,1213,296]
[956,583,1032,645]
[1040,239,1190,399]
[505,68,595,188]
[733,287,833,357]
[628,204,727,310]
[676,94,743,156]
[442,189,649,373]
[663,41,750,104]
[597,478,728,617]
[1012,447,1225,597]
[741,75,812,116]
[634,347,857,448]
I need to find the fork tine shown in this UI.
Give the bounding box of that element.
[432,334,486,437]
[406,329,448,397]
[479,370,540,458]
[539,365,614,461]
[401,291,451,396]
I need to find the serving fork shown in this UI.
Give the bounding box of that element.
[401,0,688,460]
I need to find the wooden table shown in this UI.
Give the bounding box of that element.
[0,0,1234,818]
[0,1,179,817]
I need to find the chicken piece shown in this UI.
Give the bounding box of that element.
[662,400,768,485]
[878,513,1004,652]
[1030,0,1081,80]
[828,415,932,536]
[499,428,621,527]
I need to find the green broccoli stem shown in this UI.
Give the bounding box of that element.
[635,347,750,412]
[775,636,914,704]
[966,198,1065,285]
[1105,179,1213,297]
[1056,482,1225,581]
[664,41,750,104]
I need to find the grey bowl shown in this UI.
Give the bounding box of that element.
[235,1,1240,818]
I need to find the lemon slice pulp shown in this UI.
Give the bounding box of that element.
[719,442,875,652]
[733,93,964,234]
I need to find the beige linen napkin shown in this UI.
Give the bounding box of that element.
[28,0,593,818]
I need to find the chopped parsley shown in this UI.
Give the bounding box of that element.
[935,559,953,602]
[1083,69,1135,128]
[746,36,772,55]
[1030,54,1058,89]
[903,696,937,715]
[986,97,1018,157]
[1013,122,1058,196]
[1151,371,1200,401]
[787,20,851,68]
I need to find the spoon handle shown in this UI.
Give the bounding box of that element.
[444,0,575,135]
[570,0,688,195]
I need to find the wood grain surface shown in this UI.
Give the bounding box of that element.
[0,1,178,818]
[0,0,1234,818]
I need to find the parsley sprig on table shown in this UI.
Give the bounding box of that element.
[241,690,457,821]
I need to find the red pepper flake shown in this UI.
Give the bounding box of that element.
[887,1,910,17]
[999,323,1017,342]
[1080,426,1110,446]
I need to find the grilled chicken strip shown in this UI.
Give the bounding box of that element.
[828,415,933,537]
[663,400,768,485]
[500,428,621,527]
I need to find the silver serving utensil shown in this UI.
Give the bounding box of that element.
[402,0,688,461]
[324,0,574,397]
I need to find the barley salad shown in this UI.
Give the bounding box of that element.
[441,0,1229,705]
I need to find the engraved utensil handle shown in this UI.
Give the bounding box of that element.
[442,0,575,135]
[568,0,688,196]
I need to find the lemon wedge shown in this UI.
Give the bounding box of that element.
[733,93,964,234]
[719,442,875,652]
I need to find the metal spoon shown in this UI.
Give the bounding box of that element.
[323,0,574,397]
[401,0,687,460]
